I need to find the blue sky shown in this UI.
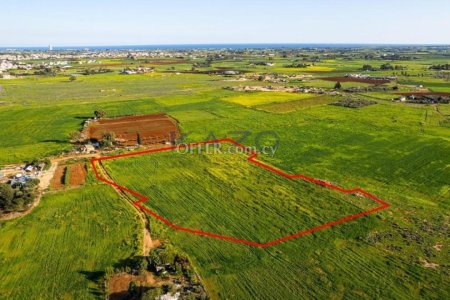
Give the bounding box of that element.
[1,0,449,46]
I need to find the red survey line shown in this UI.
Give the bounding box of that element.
[90,138,390,248]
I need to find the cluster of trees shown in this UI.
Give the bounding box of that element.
[101,132,116,148]
[362,64,406,71]
[283,63,309,68]
[107,244,207,299]
[330,98,377,109]
[0,179,40,215]
[81,68,113,75]
[33,67,58,76]
[430,64,450,70]
[192,58,213,68]
[381,54,416,60]
[94,110,106,119]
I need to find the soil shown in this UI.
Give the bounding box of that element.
[68,163,87,186]
[420,258,439,269]
[88,113,180,146]
[433,243,443,251]
[108,271,164,300]
[320,76,391,85]
[50,165,66,190]
[50,162,88,190]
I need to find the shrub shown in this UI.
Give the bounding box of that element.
[330,98,377,108]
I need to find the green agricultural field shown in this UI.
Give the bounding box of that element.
[0,184,141,299]
[102,143,378,244]
[0,48,449,299]
[256,95,337,113]
[223,91,317,106]
[98,100,450,298]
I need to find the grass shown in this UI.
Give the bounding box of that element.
[256,95,338,113]
[0,54,449,299]
[100,96,448,299]
[63,166,70,186]
[103,143,377,243]
[223,91,317,106]
[0,184,141,299]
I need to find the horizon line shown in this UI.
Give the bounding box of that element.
[1,42,450,49]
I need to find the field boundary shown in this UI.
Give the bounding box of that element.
[90,138,390,248]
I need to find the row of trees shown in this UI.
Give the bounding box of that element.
[362,63,406,71]
[430,64,450,70]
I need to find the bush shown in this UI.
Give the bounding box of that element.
[330,98,377,108]
[63,167,70,186]
[0,184,15,211]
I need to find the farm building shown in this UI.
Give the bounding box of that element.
[82,144,96,153]
[10,174,30,187]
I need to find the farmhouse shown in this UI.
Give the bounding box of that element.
[82,144,96,153]
[10,174,30,187]
[395,92,450,104]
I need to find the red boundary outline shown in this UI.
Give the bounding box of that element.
[90,138,390,248]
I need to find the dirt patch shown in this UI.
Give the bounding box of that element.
[88,113,180,146]
[68,163,87,187]
[320,76,391,85]
[50,165,66,190]
[50,162,87,189]
[433,243,443,251]
[109,271,161,300]
[420,258,439,269]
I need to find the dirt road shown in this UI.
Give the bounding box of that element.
[0,152,99,221]
[95,160,155,256]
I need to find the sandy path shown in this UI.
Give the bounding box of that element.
[0,153,99,221]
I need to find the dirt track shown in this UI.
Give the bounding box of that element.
[95,160,155,256]
[0,153,98,221]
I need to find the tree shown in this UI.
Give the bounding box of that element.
[137,133,142,145]
[362,64,373,71]
[69,131,82,143]
[94,110,106,119]
[334,81,342,89]
[69,75,77,82]
[101,132,116,147]
[0,183,15,211]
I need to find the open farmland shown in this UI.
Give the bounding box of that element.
[87,113,180,145]
[0,184,141,299]
[0,46,449,299]
[100,142,383,245]
[223,91,317,106]
[319,76,392,85]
